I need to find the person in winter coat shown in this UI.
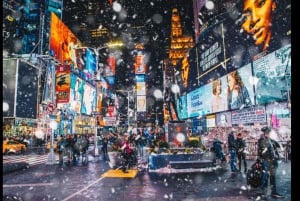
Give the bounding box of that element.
[236,132,247,173]
[212,134,226,163]
[120,133,133,173]
[228,131,238,172]
[257,126,284,199]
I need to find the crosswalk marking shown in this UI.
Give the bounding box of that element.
[3,154,55,166]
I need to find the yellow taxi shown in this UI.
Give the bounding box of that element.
[3,140,27,154]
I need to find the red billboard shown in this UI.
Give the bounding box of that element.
[55,65,71,103]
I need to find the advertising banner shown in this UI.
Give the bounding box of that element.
[266,102,291,129]
[55,64,71,103]
[176,95,188,120]
[253,44,291,104]
[231,105,266,125]
[105,55,116,76]
[49,12,81,66]
[134,53,146,74]
[187,84,211,118]
[103,117,117,127]
[43,63,56,104]
[3,59,17,117]
[136,82,146,95]
[16,61,39,118]
[136,96,146,112]
[215,112,232,127]
[206,114,216,128]
[69,74,84,113]
[81,82,96,115]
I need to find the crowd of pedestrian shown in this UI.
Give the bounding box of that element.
[211,126,285,200]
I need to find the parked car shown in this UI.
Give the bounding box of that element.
[3,140,27,154]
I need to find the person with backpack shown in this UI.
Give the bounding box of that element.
[257,126,284,199]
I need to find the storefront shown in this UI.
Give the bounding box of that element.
[73,114,95,135]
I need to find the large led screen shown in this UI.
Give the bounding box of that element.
[185,1,290,94]
[176,95,188,120]
[16,61,39,118]
[55,65,71,103]
[43,64,56,103]
[3,59,17,117]
[49,12,81,66]
[253,44,291,104]
[216,112,232,127]
[81,82,96,115]
[70,74,84,114]
[187,64,255,118]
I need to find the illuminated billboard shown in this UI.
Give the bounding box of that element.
[176,95,188,120]
[70,74,84,114]
[187,64,255,118]
[253,44,291,104]
[3,59,17,117]
[81,82,96,115]
[49,12,81,66]
[55,65,71,103]
[16,61,39,118]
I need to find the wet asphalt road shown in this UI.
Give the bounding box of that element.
[3,151,292,201]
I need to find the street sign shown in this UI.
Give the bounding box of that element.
[47,103,56,113]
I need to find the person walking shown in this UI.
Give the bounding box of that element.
[257,126,284,199]
[57,135,65,166]
[228,131,238,172]
[120,133,133,173]
[101,135,109,162]
[236,132,247,173]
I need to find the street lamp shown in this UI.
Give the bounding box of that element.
[91,41,124,157]
[47,119,57,165]
[151,107,163,128]
[116,89,134,129]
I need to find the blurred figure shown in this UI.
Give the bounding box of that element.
[236,132,248,173]
[212,134,226,163]
[57,135,65,166]
[257,127,284,199]
[120,133,133,173]
[101,135,109,162]
[228,131,238,172]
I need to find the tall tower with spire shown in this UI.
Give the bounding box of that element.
[163,7,194,123]
[168,8,194,66]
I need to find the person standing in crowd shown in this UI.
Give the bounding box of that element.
[257,126,284,199]
[227,70,252,110]
[120,133,133,173]
[236,132,247,173]
[228,131,239,172]
[57,135,65,166]
[101,135,109,162]
[212,134,226,163]
[210,78,227,113]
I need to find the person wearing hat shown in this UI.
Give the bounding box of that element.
[257,126,284,199]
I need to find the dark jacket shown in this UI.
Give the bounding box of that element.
[228,132,236,151]
[236,138,247,154]
[258,136,280,162]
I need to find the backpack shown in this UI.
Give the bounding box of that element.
[246,160,263,188]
